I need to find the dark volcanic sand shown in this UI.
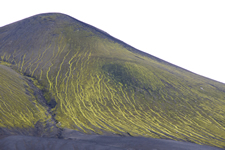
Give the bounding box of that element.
[0,133,224,150]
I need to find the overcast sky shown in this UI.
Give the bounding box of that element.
[1,0,225,83]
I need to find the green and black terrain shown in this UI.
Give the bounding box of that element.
[0,13,225,150]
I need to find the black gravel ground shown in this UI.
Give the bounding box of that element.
[0,134,224,150]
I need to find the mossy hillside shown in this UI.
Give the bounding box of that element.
[0,13,225,148]
[0,64,52,131]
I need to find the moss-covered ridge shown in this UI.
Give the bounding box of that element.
[0,62,59,137]
[0,13,225,148]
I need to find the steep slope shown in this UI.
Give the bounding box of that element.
[0,62,58,137]
[0,13,225,148]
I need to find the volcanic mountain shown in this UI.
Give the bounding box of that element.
[0,13,225,149]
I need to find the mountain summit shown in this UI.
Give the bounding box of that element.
[0,13,225,149]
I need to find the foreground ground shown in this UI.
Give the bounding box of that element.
[0,130,224,150]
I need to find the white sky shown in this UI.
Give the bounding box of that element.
[1,0,225,83]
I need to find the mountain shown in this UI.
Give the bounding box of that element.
[0,13,225,149]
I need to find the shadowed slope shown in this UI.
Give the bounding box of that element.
[0,13,225,148]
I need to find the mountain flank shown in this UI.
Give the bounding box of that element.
[0,13,225,149]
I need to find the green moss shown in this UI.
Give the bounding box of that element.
[102,63,138,87]
[0,65,49,129]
